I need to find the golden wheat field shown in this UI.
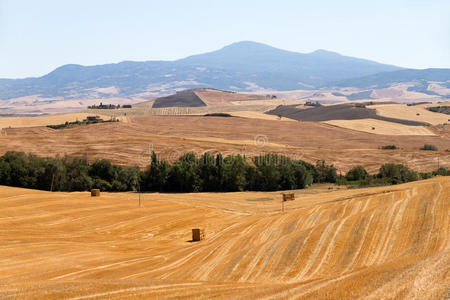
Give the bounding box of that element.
[324,118,436,136]
[372,104,450,125]
[0,177,448,299]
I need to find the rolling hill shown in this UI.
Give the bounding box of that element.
[333,68,450,91]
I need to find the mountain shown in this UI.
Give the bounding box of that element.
[175,41,402,88]
[0,41,404,100]
[333,68,450,89]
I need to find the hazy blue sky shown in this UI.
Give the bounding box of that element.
[0,0,449,78]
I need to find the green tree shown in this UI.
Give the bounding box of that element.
[252,154,282,191]
[168,153,201,192]
[293,161,313,188]
[314,160,337,183]
[65,157,92,191]
[142,151,171,192]
[0,157,11,186]
[89,159,116,183]
[222,155,248,191]
[378,163,418,184]
[199,152,219,192]
[346,166,369,181]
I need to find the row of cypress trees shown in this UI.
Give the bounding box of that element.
[0,151,447,193]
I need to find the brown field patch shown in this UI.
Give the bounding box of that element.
[1,115,449,173]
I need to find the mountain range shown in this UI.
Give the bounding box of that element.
[0,41,449,100]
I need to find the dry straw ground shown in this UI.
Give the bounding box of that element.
[372,103,450,125]
[0,177,448,299]
[324,118,436,136]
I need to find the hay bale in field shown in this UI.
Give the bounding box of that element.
[192,228,205,241]
[282,193,295,202]
[91,189,100,197]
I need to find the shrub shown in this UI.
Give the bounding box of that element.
[381,145,397,150]
[433,167,450,176]
[346,166,369,181]
[203,113,232,117]
[314,160,337,183]
[378,164,418,184]
[420,144,438,151]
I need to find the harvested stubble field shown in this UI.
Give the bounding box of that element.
[371,103,450,125]
[0,113,125,129]
[0,177,448,299]
[1,115,449,173]
[324,118,436,136]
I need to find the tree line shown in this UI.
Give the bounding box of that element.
[0,151,448,193]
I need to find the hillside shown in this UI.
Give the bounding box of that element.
[333,68,450,90]
[0,41,402,100]
[151,88,272,108]
[152,90,206,108]
[0,177,448,298]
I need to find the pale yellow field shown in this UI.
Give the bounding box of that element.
[324,118,436,136]
[0,113,127,129]
[229,99,304,106]
[0,177,448,299]
[372,104,450,125]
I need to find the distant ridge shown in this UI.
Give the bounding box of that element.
[1,41,449,103]
[332,68,450,89]
[0,41,405,100]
